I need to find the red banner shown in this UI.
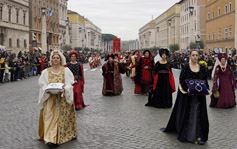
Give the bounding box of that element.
[113,38,121,53]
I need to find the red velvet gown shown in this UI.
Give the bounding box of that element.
[66,62,88,110]
[102,61,126,95]
[210,65,237,108]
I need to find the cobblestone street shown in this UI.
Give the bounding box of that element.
[0,63,237,149]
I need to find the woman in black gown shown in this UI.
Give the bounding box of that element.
[146,49,175,108]
[161,50,209,145]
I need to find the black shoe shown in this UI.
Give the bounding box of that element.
[46,142,58,148]
[198,140,205,145]
[75,108,81,111]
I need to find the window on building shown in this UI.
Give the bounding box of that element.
[218,7,221,16]
[9,38,12,47]
[17,39,20,48]
[0,6,2,20]
[23,12,26,25]
[218,29,221,40]
[208,34,210,40]
[208,12,210,20]
[8,8,11,22]
[24,39,27,48]
[225,4,228,14]
[229,26,232,39]
[212,33,215,40]
[16,10,19,23]
[225,28,228,39]
[212,10,214,18]
[229,2,232,12]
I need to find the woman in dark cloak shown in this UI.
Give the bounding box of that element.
[161,50,209,145]
[146,48,176,108]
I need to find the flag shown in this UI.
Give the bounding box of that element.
[49,8,54,17]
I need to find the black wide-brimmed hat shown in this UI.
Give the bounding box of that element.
[159,48,170,57]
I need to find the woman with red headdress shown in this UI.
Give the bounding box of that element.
[130,50,154,95]
[65,50,88,111]
[210,53,237,108]
[102,53,128,96]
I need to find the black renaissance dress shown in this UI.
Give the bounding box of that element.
[146,62,172,108]
[161,64,209,143]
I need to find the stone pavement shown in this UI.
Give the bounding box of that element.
[0,64,237,149]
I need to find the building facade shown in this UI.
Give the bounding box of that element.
[179,0,206,51]
[0,0,29,53]
[155,3,180,49]
[29,0,60,52]
[128,39,139,51]
[206,0,235,54]
[59,0,68,48]
[139,20,156,49]
[85,20,102,50]
[67,10,86,49]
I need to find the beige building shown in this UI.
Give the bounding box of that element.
[155,3,180,49]
[0,0,29,53]
[85,19,102,50]
[59,0,68,48]
[139,20,156,49]
[179,0,206,51]
[67,10,87,49]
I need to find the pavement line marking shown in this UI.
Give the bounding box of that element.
[90,68,97,71]
[84,69,88,72]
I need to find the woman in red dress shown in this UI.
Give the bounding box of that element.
[65,50,88,110]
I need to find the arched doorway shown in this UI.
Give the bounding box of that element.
[0,33,4,45]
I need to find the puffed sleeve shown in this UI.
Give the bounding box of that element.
[202,65,210,90]
[38,69,50,108]
[179,64,188,92]
[64,67,75,105]
[212,66,220,92]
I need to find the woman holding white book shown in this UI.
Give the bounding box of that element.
[38,49,77,148]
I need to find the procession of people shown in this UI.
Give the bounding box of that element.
[36,47,237,147]
[1,46,236,147]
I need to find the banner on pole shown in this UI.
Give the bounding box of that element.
[113,38,120,53]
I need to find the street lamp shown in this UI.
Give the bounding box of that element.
[168,19,172,26]
[41,7,47,53]
[65,18,69,26]
[189,6,194,16]
[189,6,195,48]
[41,7,46,16]
[156,27,160,32]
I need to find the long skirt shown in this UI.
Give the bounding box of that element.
[73,81,87,109]
[38,94,77,145]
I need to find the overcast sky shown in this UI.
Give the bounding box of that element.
[68,0,180,41]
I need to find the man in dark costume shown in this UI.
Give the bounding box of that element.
[102,53,128,96]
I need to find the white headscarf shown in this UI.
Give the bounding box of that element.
[49,49,66,66]
[154,53,161,63]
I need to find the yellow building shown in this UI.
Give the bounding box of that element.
[206,0,235,53]
[67,10,86,48]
